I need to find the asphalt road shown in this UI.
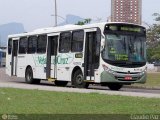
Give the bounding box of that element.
[0,68,160,98]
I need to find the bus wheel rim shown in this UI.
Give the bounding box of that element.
[76,74,83,85]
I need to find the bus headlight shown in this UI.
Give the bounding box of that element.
[102,64,114,74]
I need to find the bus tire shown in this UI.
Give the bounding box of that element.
[25,67,40,84]
[72,70,89,88]
[55,81,68,87]
[107,84,123,91]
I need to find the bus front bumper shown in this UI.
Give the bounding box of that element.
[100,71,147,84]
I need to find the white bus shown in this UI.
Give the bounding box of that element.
[6,22,147,90]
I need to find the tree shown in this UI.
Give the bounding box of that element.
[146,13,160,62]
[151,54,160,61]
[75,18,92,25]
[147,24,160,48]
[153,13,160,21]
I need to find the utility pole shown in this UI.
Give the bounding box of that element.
[0,35,1,48]
[54,0,57,27]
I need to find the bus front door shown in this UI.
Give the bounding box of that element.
[84,31,97,81]
[11,40,18,76]
[46,35,58,79]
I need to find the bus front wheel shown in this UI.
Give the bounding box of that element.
[107,84,123,91]
[25,67,40,84]
[72,70,89,88]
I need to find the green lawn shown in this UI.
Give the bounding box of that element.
[0,88,159,115]
[132,73,160,88]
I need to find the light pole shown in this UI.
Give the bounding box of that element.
[0,35,1,48]
[54,0,57,26]
[51,14,68,24]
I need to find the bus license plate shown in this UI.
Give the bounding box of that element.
[124,76,132,80]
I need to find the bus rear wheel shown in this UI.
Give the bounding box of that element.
[107,84,123,91]
[25,67,40,84]
[72,70,89,88]
[54,81,68,87]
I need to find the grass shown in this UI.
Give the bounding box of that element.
[0,88,160,115]
[132,73,160,88]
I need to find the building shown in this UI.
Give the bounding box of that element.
[111,0,142,25]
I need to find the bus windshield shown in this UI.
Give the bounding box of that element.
[102,33,146,67]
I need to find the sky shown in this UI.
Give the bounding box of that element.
[0,0,160,31]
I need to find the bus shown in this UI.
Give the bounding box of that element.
[6,22,147,90]
[0,49,6,67]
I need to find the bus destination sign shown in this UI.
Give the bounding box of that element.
[105,24,145,34]
[120,27,141,32]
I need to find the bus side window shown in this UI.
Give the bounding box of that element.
[19,37,28,54]
[8,39,12,55]
[71,30,84,52]
[37,35,47,53]
[28,36,37,54]
[59,32,71,53]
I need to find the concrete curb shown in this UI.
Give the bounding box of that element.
[0,83,160,99]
